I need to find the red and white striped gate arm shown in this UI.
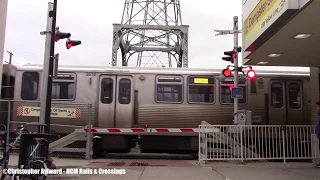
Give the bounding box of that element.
[75,128,199,133]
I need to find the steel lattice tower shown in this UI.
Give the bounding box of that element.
[111,0,189,68]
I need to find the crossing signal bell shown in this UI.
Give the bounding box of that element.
[247,69,256,79]
[222,50,236,63]
[66,38,81,49]
[222,68,232,78]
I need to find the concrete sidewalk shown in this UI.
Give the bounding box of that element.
[6,155,320,180]
[8,155,88,168]
[46,163,320,180]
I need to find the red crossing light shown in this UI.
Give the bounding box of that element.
[247,69,256,79]
[67,43,72,49]
[222,68,232,78]
[66,39,81,49]
[55,31,71,42]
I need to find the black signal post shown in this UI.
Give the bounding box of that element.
[43,0,82,134]
[44,0,57,134]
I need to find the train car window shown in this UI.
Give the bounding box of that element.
[188,76,214,104]
[2,75,14,99]
[52,83,75,99]
[157,85,182,102]
[220,86,247,104]
[288,83,302,109]
[118,78,131,104]
[156,75,183,103]
[271,83,283,108]
[8,76,15,99]
[101,78,113,104]
[52,73,76,100]
[220,79,246,104]
[21,72,39,100]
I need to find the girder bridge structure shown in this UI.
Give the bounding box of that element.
[111,0,189,68]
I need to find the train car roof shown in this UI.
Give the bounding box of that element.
[14,64,310,77]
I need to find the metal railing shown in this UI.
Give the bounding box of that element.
[198,121,320,164]
[0,99,94,160]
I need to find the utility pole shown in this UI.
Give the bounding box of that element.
[6,51,12,64]
[233,16,240,125]
[44,0,57,134]
[214,16,242,125]
[215,16,256,125]
[39,2,54,133]
[39,0,81,134]
[0,0,8,100]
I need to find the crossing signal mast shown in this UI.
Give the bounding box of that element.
[39,0,82,138]
[215,16,256,125]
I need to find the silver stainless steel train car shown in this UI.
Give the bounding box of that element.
[0,63,311,154]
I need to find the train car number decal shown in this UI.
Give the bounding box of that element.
[86,72,96,76]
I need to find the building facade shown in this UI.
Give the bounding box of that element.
[0,0,8,98]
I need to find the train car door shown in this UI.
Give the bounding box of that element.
[98,75,134,128]
[268,79,304,125]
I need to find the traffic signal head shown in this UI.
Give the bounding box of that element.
[246,69,256,79]
[222,68,232,78]
[55,31,71,42]
[224,51,236,58]
[222,50,236,63]
[66,38,81,49]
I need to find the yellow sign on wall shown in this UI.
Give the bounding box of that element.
[244,0,278,37]
[194,78,208,84]
[243,0,289,50]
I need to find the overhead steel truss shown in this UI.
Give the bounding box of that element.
[111,0,189,68]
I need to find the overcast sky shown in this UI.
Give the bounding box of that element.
[3,0,309,71]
